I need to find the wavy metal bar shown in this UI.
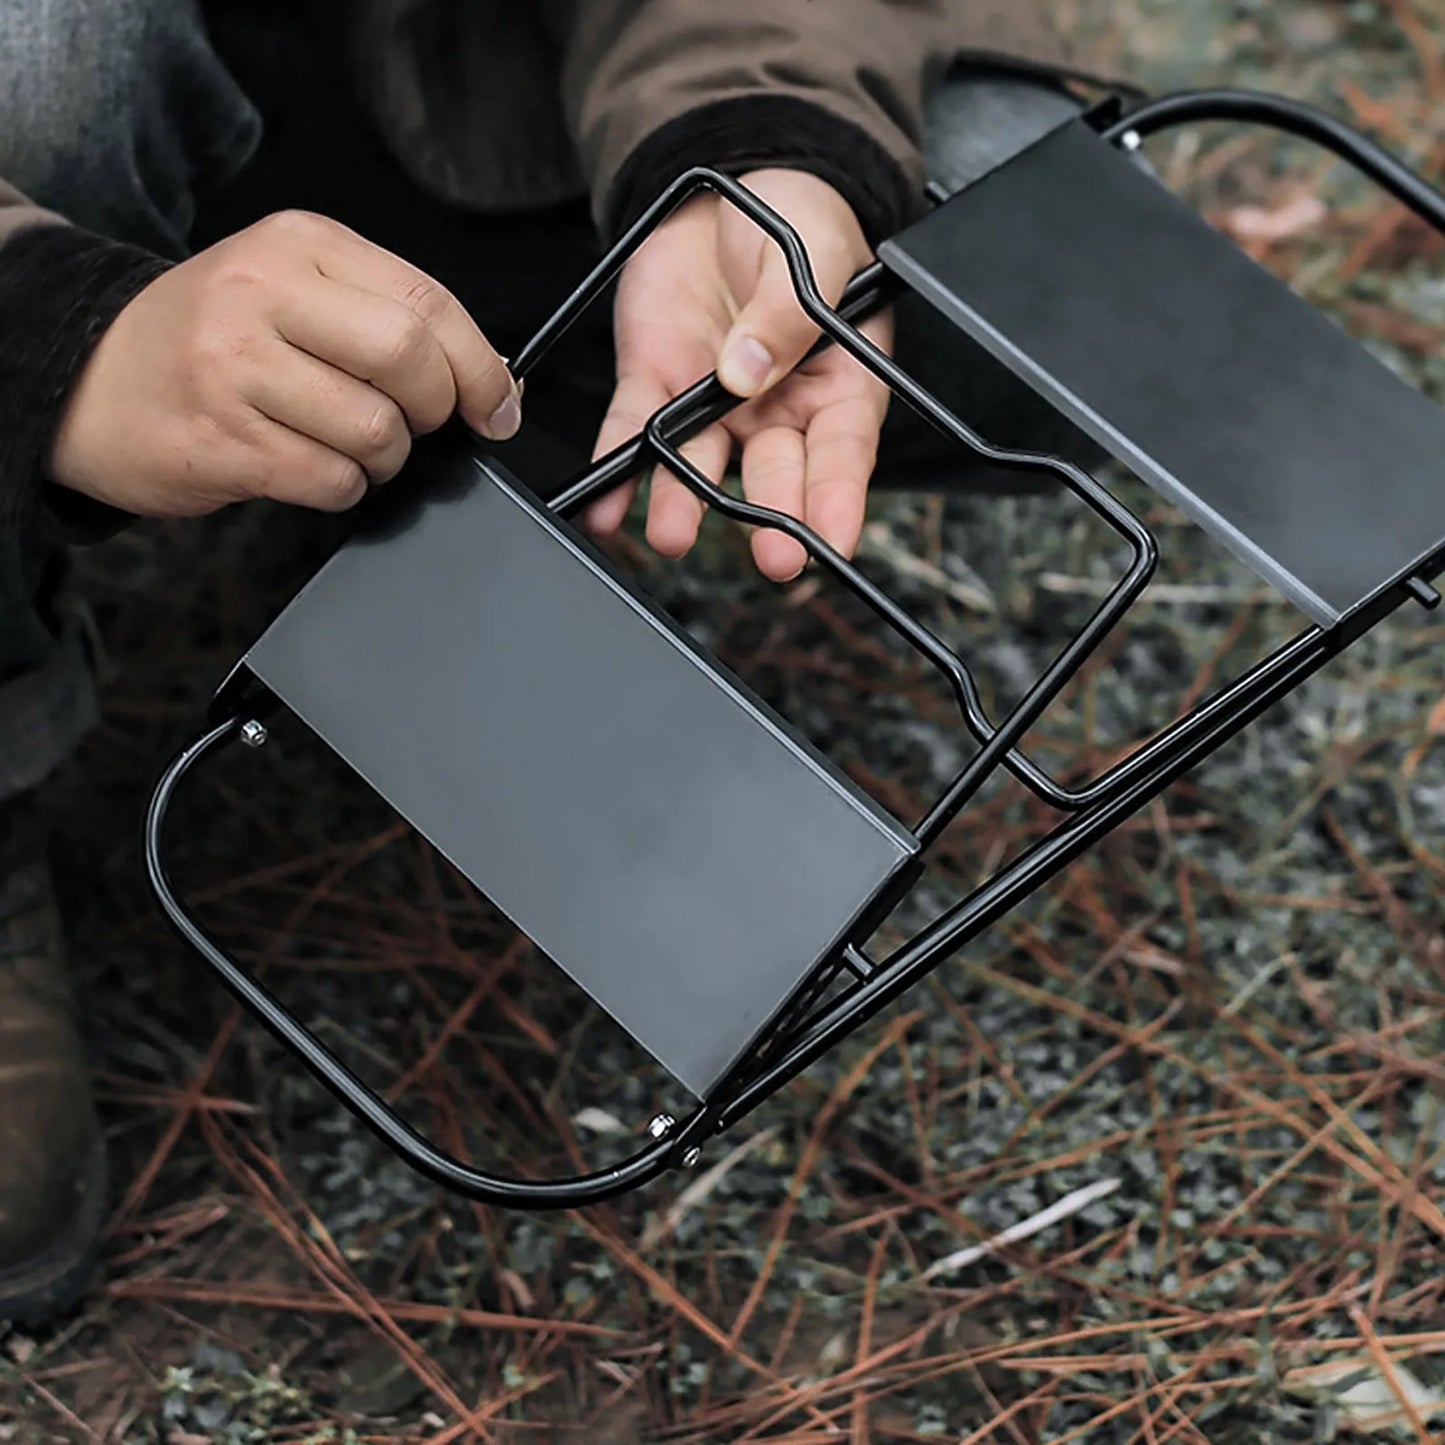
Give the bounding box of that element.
[145,719,715,1208]
[505,165,1158,836]
[545,263,899,519]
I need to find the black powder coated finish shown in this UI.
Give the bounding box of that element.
[879,119,1445,626]
[146,97,1445,1208]
[242,449,920,1097]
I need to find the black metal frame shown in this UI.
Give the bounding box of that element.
[146,89,1445,1207]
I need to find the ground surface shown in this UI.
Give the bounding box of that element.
[2,2,1444,1441]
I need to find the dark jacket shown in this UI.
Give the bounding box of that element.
[0,0,1107,528]
[342,0,1100,238]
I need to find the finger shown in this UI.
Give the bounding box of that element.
[802,393,886,562]
[645,421,732,559]
[309,234,519,438]
[716,228,854,401]
[799,307,892,559]
[273,277,462,437]
[739,426,809,580]
[584,370,672,535]
[237,412,370,512]
[245,339,411,483]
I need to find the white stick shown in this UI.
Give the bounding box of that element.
[858,522,998,614]
[923,1177,1122,1281]
[1038,573,1284,606]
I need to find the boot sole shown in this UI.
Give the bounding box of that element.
[0,1135,108,1328]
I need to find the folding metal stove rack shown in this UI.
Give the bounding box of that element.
[147,90,1445,1208]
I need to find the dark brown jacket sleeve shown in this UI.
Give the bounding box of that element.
[547,0,1096,244]
[0,180,168,534]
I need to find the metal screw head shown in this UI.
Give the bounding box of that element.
[681,1146,702,1168]
[647,1113,675,1141]
[239,720,269,748]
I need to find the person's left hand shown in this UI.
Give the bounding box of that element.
[586,167,893,581]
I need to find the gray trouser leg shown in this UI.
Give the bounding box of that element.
[0,0,261,801]
[0,540,98,798]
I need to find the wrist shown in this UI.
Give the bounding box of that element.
[736,167,872,261]
[604,95,920,250]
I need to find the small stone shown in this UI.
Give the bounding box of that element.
[1280,9,1342,52]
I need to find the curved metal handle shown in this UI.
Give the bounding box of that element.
[1104,88,1445,236]
[145,718,714,1208]
[506,164,1160,840]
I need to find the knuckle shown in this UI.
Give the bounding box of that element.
[213,254,273,294]
[258,208,330,246]
[377,315,429,372]
[370,432,412,484]
[356,401,404,457]
[319,458,368,510]
[215,401,268,449]
[202,248,285,317]
[399,273,453,323]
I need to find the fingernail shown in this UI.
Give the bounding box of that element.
[497,357,526,400]
[485,389,522,441]
[499,359,526,398]
[719,335,773,395]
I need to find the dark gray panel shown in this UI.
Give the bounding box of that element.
[245,451,917,1097]
[880,120,1445,625]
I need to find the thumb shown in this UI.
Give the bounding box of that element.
[716,228,851,400]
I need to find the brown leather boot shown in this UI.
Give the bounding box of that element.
[0,797,106,1325]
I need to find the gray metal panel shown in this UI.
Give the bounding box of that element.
[880,120,1445,626]
[245,451,917,1097]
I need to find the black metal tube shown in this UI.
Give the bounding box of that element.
[1103,89,1445,235]
[145,719,714,1208]
[528,112,1445,832]
[521,167,1159,836]
[646,409,1157,845]
[146,105,1445,1205]
[715,626,1338,1129]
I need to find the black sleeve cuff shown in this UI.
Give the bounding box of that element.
[603,94,921,251]
[0,224,171,540]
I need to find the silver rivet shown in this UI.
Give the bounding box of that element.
[1121,129,1143,152]
[647,1113,675,1140]
[240,720,269,748]
[681,1146,702,1168]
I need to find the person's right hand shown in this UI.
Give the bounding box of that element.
[49,210,523,516]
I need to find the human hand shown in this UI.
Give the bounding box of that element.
[587,168,892,581]
[50,210,523,516]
